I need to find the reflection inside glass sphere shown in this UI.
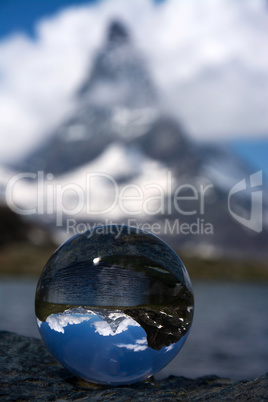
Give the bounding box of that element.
[35,225,194,385]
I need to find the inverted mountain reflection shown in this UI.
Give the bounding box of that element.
[37,302,192,385]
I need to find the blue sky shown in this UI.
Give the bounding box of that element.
[0,0,267,173]
[230,138,268,179]
[0,0,97,39]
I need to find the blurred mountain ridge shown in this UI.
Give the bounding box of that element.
[3,19,268,259]
[13,20,195,177]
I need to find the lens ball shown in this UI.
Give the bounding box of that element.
[35,225,194,385]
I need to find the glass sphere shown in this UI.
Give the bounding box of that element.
[35,225,194,385]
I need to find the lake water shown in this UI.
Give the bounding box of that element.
[0,278,267,380]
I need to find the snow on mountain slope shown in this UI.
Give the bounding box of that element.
[3,143,170,224]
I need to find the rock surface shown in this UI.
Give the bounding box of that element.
[0,331,267,401]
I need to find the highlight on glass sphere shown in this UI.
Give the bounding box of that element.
[35,225,194,386]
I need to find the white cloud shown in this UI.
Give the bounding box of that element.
[164,344,175,352]
[116,341,148,352]
[0,0,267,163]
[46,309,92,333]
[116,336,148,352]
[0,4,106,163]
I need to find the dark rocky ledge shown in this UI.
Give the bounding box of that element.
[0,331,267,401]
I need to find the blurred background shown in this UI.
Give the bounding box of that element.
[0,0,267,381]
